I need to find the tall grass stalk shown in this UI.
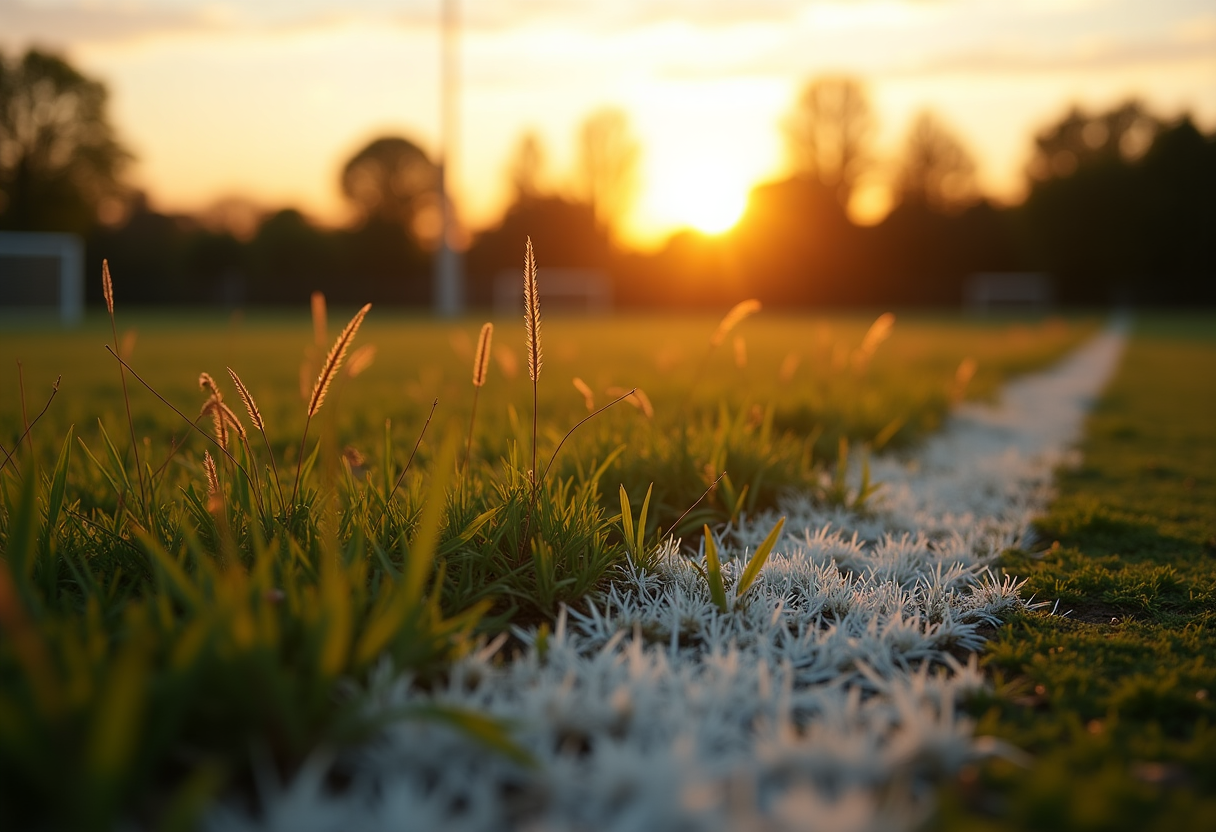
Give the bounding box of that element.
[101,261,146,507]
[228,366,286,512]
[464,323,493,472]
[291,303,371,509]
[523,237,542,483]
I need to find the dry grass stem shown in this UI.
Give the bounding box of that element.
[608,386,654,419]
[524,238,543,384]
[523,237,542,480]
[293,302,372,508]
[573,377,595,411]
[733,336,748,369]
[101,260,145,507]
[102,259,114,315]
[226,368,264,433]
[103,346,264,516]
[311,291,327,347]
[228,366,285,512]
[860,312,896,357]
[203,451,219,495]
[711,299,761,347]
[464,323,494,471]
[472,323,493,387]
[0,376,59,477]
[309,304,372,419]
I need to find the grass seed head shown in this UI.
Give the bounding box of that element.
[102,259,114,314]
[473,323,493,387]
[573,377,595,411]
[227,367,265,433]
[308,303,372,419]
[311,291,327,347]
[523,237,542,383]
[860,312,896,357]
[203,450,219,495]
[711,299,761,347]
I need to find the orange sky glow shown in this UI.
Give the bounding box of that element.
[3,0,1214,248]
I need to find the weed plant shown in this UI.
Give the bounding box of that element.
[0,251,1095,829]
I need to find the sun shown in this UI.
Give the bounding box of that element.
[647,157,751,236]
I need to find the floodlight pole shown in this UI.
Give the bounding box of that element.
[434,0,463,317]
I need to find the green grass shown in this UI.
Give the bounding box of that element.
[0,302,1095,830]
[938,315,1216,831]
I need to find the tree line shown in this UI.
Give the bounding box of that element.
[2,48,1212,308]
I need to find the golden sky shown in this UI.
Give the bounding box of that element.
[4,0,1214,247]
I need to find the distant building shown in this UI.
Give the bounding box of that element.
[0,232,85,324]
[964,272,1053,312]
[493,268,612,315]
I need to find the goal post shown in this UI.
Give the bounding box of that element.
[0,231,85,325]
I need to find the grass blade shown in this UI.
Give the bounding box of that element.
[736,516,785,598]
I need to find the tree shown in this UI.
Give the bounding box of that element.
[340,136,440,248]
[1026,100,1161,182]
[894,110,977,213]
[575,108,639,234]
[507,130,548,201]
[784,76,874,207]
[0,48,131,232]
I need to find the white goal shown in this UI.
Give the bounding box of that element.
[0,231,85,324]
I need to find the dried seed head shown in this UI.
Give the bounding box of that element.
[198,372,219,397]
[308,303,372,418]
[631,387,654,418]
[203,451,219,495]
[523,237,542,383]
[311,291,327,347]
[472,323,493,387]
[859,312,895,357]
[102,260,114,315]
[711,299,761,347]
[572,377,595,411]
[227,367,265,433]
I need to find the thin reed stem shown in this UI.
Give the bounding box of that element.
[0,376,60,477]
[291,303,371,509]
[102,261,147,508]
[668,470,726,540]
[540,387,636,484]
[463,387,481,474]
[228,367,286,513]
[376,397,438,526]
[103,346,264,517]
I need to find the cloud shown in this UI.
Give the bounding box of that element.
[0,0,215,51]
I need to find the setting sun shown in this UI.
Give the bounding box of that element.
[645,156,754,236]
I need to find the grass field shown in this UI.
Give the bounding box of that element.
[0,300,1103,830]
[940,315,1216,830]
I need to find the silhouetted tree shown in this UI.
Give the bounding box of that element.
[895,111,977,213]
[576,108,640,235]
[507,131,548,201]
[1026,100,1161,182]
[1020,102,1215,304]
[340,136,440,248]
[784,76,874,207]
[0,48,130,233]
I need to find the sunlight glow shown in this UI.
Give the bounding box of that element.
[645,156,753,236]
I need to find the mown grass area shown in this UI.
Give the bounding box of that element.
[940,315,1216,831]
[0,292,1094,831]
